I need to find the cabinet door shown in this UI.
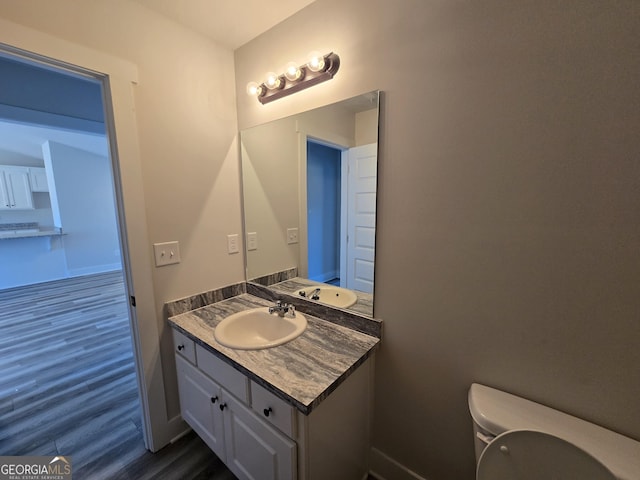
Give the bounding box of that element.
[2,168,34,209]
[222,392,297,480]
[175,355,226,461]
[0,172,10,210]
[29,167,49,192]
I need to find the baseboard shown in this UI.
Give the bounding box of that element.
[169,425,192,444]
[164,414,191,446]
[308,270,339,283]
[67,263,121,277]
[369,447,428,480]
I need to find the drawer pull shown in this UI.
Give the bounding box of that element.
[211,396,218,404]
[177,345,184,351]
[219,403,227,411]
[263,407,273,417]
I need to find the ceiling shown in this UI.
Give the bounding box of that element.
[0,121,108,165]
[130,0,317,50]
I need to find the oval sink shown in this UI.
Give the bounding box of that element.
[295,285,358,309]
[214,307,307,350]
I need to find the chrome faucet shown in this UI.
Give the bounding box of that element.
[268,300,296,317]
[299,288,321,300]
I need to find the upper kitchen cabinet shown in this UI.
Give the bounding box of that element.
[29,167,49,192]
[0,166,34,210]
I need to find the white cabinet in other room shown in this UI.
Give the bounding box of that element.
[29,167,49,192]
[0,166,34,210]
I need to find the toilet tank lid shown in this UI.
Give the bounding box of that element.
[468,383,640,480]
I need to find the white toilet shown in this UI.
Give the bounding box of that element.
[468,383,640,480]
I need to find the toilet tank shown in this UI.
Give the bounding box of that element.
[468,383,640,480]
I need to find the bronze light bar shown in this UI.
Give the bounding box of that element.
[254,52,340,105]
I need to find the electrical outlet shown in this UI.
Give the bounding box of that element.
[227,234,240,254]
[247,232,258,251]
[287,227,299,244]
[153,241,180,267]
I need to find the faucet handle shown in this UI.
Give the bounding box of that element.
[287,304,296,316]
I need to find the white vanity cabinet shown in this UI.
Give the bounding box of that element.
[175,355,226,460]
[173,329,296,480]
[0,166,34,210]
[172,327,373,480]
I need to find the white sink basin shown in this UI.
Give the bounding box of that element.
[295,285,358,309]
[214,307,307,350]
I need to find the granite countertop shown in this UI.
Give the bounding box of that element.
[169,293,379,415]
[0,228,63,239]
[0,223,62,240]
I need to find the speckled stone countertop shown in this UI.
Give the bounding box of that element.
[169,293,379,415]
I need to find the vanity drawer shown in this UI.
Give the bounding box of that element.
[196,344,249,403]
[172,328,196,364]
[251,380,295,437]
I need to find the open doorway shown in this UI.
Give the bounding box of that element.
[0,49,147,471]
[306,140,342,285]
[304,138,377,294]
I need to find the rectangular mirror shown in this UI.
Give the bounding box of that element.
[240,91,380,318]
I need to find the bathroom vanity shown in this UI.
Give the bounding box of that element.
[168,292,380,480]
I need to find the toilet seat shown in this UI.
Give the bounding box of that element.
[476,429,617,480]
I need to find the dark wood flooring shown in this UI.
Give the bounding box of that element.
[0,271,235,479]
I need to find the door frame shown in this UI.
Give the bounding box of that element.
[0,19,176,451]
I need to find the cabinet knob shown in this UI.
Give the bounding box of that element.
[219,403,227,411]
[211,396,218,404]
[177,345,184,351]
[263,407,273,417]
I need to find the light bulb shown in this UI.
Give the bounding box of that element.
[307,52,325,72]
[246,82,264,97]
[265,72,282,90]
[284,62,303,81]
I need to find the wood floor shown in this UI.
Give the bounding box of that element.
[0,271,235,479]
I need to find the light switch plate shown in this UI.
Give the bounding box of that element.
[287,228,299,244]
[153,241,180,267]
[227,234,240,254]
[247,232,258,251]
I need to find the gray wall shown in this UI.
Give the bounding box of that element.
[235,1,640,479]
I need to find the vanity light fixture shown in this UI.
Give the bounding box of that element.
[247,52,340,105]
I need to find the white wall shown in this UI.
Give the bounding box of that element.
[241,100,358,280]
[0,236,68,289]
[241,116,300,279]
[355,109,377,146]
[0,0,242,426]
[235,1,640,479]
[43,141,121,276]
